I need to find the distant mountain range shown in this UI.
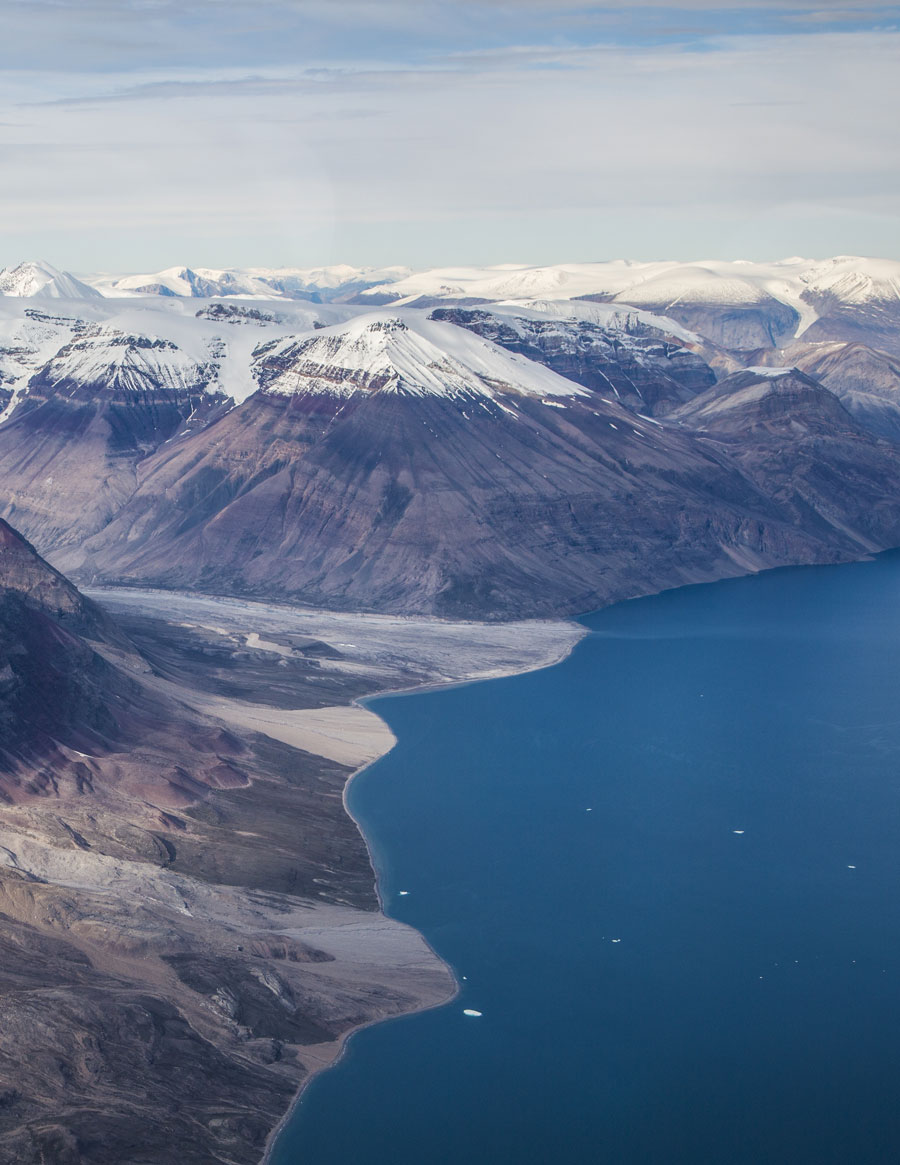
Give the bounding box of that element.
[5,255,900,350]
[1,255,900,617]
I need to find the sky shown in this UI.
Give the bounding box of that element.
[1,0,899,272]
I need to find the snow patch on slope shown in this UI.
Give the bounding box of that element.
[743,365,795,378]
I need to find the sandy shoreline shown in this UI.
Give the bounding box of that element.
[256,628,586,1164]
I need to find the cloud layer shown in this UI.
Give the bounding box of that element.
[1,1,898,269]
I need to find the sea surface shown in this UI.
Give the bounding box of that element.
[271,554,900,1165]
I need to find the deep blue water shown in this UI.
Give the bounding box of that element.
[271,554,900,1165]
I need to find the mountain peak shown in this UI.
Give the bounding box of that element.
[0,259,101,300]
[253,312,589,401]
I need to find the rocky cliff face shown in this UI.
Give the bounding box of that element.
[669,369,900,558]
[0,520,105,628]
[794,293,900,356]
[582,296,801,351]
[0,519,122,772]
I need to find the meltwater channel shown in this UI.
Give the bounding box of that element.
[271,553,900,1165]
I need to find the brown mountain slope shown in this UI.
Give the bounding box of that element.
[65,381,837,618]
[669,368,900,556]
[0,524,451,1164]
[4,312,900,622]
[71,358,900,619]
[744,340,900,441]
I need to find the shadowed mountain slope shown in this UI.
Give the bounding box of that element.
[0,297,898,620]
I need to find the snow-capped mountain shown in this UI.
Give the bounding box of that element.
[39,327,222,399]
[0,260,102,300]
[347,256,900,351]
[64,312,756,614]
[0,292,357,419]
[44,305,900,617]
[0,303,250,554]
[13,253,900,355]
[7,255,900,341]
[252,312,589,401]
[349,255,900,310]
[0,261,899,617]
[87,264,411,302]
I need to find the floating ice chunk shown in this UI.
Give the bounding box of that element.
[463,1009,482,1017]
